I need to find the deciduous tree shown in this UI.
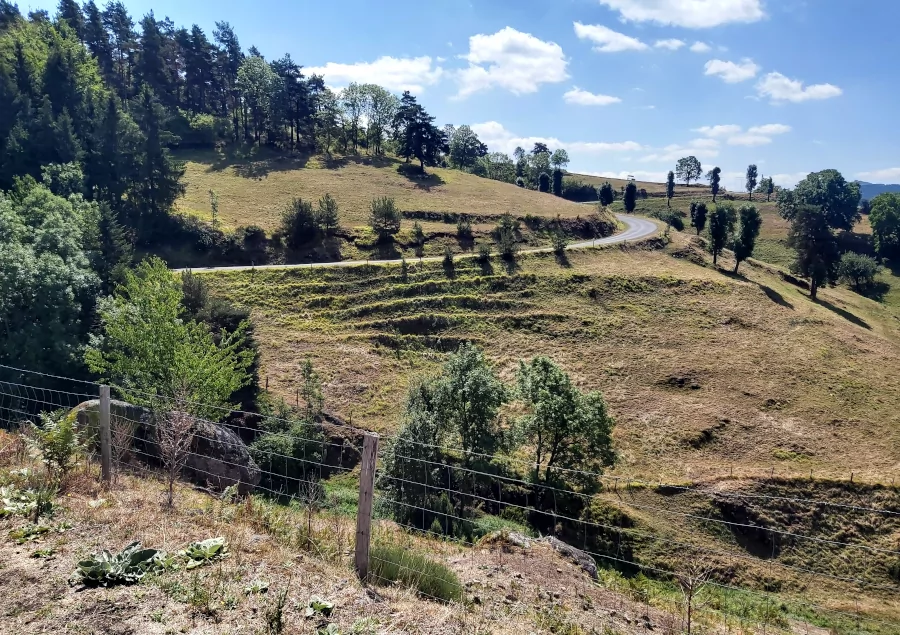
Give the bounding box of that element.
[708,203,735,266]
[779,170,861,232]
[787,205,840,300]
[624,180,637,212]
[690,201,707,236]
[732,204,762,273]
[709,166,721,202]
[869,193,900,260]
[746,164,758,200]
[675,156,702,186]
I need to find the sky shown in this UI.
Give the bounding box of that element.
[25,0,900,190]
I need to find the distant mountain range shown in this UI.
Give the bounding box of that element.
[856,181,900,200]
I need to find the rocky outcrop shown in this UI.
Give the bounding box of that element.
[542,537,598,580]
[73,399,260,495]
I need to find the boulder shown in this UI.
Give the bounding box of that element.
[542,536,598,580]
[73,399,260,495]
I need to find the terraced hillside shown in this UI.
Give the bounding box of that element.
[203,235,900,483]
[176,149,592,232]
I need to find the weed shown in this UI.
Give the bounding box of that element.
[73,541,169,587]
[245,579,270,595]
[150,609,164,623]
[369,543,462,602]
[30,547,54,558]
[29,411,82,481]
[264,587,289,635]
[188,572,218,619]
[305,596,335,618]
[10,524,52,544]
[181,537,228,569]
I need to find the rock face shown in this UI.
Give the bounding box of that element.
[73,399,260,495]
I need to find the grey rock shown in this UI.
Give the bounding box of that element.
[73,399,260,495]
[541,537,598,580]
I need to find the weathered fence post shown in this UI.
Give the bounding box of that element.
[99,385,111,484]
[355,432,379,581]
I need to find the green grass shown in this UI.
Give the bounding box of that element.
[369,543,463,603]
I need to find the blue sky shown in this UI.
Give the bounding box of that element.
[26,0,900,189]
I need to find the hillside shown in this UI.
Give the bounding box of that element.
[176,149,593,231]
[202,234,900,482]
[858,181,900,200]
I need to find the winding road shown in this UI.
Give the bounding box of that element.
[177,213,659,274]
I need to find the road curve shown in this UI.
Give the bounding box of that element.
[175,213,659,274]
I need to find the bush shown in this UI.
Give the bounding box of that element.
[281,198,318,249]
[538,172,551,193]
[515,176,525,188]
[456,217,472,238]
[369,544,462,602]
[561,179,598,203]
[369,197,401,241]
[551,230,568,254]
[598,182,615,207]
[30,411,81,480]
[838,252,880,292]
[552,169,563,196]
[442,245,455,278]
[477,242,491,262]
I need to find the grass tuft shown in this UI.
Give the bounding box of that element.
[369,543,462,603]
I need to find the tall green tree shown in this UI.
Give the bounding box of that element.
[746,164,758,200]
[666,170,675,208]
[101,1,136,99]
[869,192,900,260]
[213,21,243,141]
[448,125,487,170]
[360,83,397,156]
[732,204,762,273]
[131,85,186,227]
[86,257,253,420]
[787,205,840,300]
[516,356,615,488]
[599,181,615,207]
[708,203,735,266]
[236,55,280,145]
[369,196,401,241]
[778,169,861,232]
[550,148,569,171]
[675,156,702,186]
[316,193,339,236]
[57,0,85,41]
[0,185,100,379]
[392,90,444,170]
[690,201,708,236]
[623,180,637,212]
[709,166,721,202]
[433,343,507,465]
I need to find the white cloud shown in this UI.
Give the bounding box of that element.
[574,22,648,52]
[695,122,791,146]
[727,134,772,146]
[770,172,809,188]
[654,38,686,50]
[305,56,443,93]
[755,72,842,103]
[704,58,759,83]
[856,168,900,183]
[689,41,711,53]
[693,124,742,137]
[747,123,792,135]
[470,121,641,157]
[641,138,720,162]
[597,0,765,28]
[563,86,622,106]
[583,170,669,182]
[456,27,568,98]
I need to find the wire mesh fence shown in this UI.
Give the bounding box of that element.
[0,364,898,633]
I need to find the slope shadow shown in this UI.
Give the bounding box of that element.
[815,298,871,330]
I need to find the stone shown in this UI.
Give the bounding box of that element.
[542,537,599,580]
[73,399,260,495]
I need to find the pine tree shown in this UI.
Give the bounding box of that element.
[133,85,186,225]
[13,40,33,100]
[57,0,85,41]
[83,2,115,85]
[95,203,133,293]
[136,12,176,105]
[54,108,82,164]
[102,1,136,98]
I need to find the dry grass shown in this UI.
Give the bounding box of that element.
[202,235,900,486]
[176,148,593,232]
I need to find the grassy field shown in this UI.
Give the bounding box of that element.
[175,148,593,232]
[203,235,900,483]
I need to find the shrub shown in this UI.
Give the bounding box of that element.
[369,544,462,602]
[456,217,472,238]
[551,230,568,254]
[523,213,543,229]
[497,227,518,260]
[412,221,425,246]
[30,411,81,481]
[515,176,525,188]
[552,169,563,196]
[442,245,455,278]
[561,179,598,203]
[369,197,401,241]
[316,194,340,236]
[538,172,551,193]
[838,252,880,292]
[477,242,491,262]
[281,198,318,249]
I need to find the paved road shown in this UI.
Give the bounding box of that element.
[176,213,659,274]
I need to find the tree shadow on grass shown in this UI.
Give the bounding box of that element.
[501,257,521,275]
[554,250,571,268]
[814,297,871,330]
[759,285,794,309]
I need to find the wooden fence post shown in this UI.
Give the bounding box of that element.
[99,385,111,484]
[355,432,379,581]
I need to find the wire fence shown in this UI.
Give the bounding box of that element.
[1,364,898,634]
